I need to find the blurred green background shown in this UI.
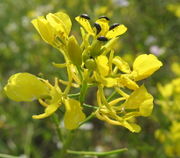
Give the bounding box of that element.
[0,0,179,157]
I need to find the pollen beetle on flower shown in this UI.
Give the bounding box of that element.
[94,23,102,35]
[109,23,120,30]
[80,14,90,20]
[98,16,110,21]
[97,36,108,42]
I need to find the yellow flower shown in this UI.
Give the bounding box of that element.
[4,73,49,102]
[122,85,153,117]
[172,78,180,93]
[4,73,85,128]
[32,12,72,45]
[32,16,55,44]
[131,54,163,81]
[64,98,86,130]
[157,83,173,98]
[75,14,127,39]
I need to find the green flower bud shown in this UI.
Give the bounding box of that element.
[84,58,96,70]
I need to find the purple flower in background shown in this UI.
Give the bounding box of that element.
[150,45,165,56]
[112,0,129,7]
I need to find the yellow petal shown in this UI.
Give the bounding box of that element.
[97,77,118,87]
[132,54,163,81]
[118,75,139,90]
[96,55,109,76]
[95,18,109,36]
[4,73,49,102]
[46,13,66,34]
[122,85,153,116]
[64,99,86,130]
[67,35,82,65]
[49,85,62,104]
[106,24,127,39]
[124,122,141,133]
[32,103,60,119]
[31,17,55,44]
[112,56,131,73]
[55,12,72,35]
[75,16,94,35]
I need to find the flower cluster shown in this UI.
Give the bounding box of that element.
[4,12,162,132]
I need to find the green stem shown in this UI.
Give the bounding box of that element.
[67,148,128,156]
[68,92,80,98]
[0,154,20,158]
[76,65,83,81]
[83,103,98,109]
[59,130,75,158]
[79,81,88,105]
[52,114,63,142]
[107,91,117,102]
[79,112,96,127]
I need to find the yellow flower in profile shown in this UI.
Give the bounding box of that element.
[32,12,72,45]
[131,54,163,81]
[4,72,86,129]
[4,73,49,102]
[75,14,127,39]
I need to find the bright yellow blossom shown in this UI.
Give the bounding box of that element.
[32,12,72,46]
[4,72,86,129]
